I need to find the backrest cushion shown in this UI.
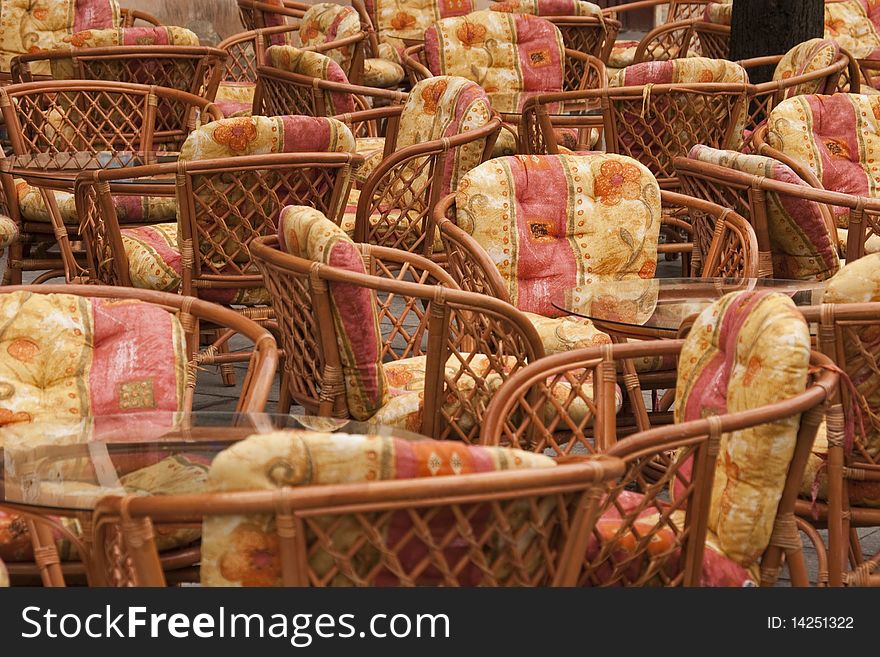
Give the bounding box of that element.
[674,290,811,566]
[0,291,186,426]
[702,2,732,25]
[822,253,880,457]
[0,0,120,74]
[772,38,840,99]
[299,2,361,73]
[397,76,494,198]
[265,44,355,114]
[687,145,840,281]
[425,11,565,94]
[765,93,880,228]
[490,0,601,16]
[278,206,387,420]
[201,429,555,586]
[456,153,661,316]
[366,0,473,42]
[824,0,880,61]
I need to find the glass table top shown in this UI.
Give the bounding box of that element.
[551,277,828,337]
[0,411,427,512]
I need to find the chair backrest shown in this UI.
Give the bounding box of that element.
[678,145,841,281]
[258,44,356,116]
[824,0,880,62]
[0,0,122,74]
[365,0,473,46]
[607,56,749,185]
[92,430,623,587]
[175,115,358,283]
[299,2,364,76]
[11,27,225,122]
[453,153,661,317]
[252,208,545,443]
[772,38,843,100]
[424,10,565,94]
[238,0,306,32]
[0,80,222,164]
[762,93,880,231]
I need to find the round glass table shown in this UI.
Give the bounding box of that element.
[0,411,426,513]
[551,277,829,340]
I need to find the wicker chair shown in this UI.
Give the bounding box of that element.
[119,6,162,27]
[72,116,361,345]
[797,255,880,587]
[251,207,554,444]
[751,93,880,263]
[0,284,277,587]
[675,146,847,281]
[0,80,222,284]
[237,0,309,30]
[10,28,226,105]
[91,433,624,587]
[481,291,839,586]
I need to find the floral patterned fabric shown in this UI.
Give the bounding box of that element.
[15,179,177,226]
[772,38,841,100]
[607,39,639,72]
[765,93,880,230]
[675,290,811,568]
[424,10,565,94]
[265,45,356,114]
[0,0,121,74]
[702,1,732,25]
[455,153,661,317]
[365,0,473,63]
[278,205,388,420]
[0,214,18,251]
[214,82,256,118]
[687,145,840,281]
[824,0,880,63]
[489,0,601,16]
[612,57,749,153]
[200,429,555,586]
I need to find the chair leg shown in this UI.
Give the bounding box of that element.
[277,370,292,415]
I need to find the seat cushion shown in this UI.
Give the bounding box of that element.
[200,428,552,586]
[265,45,356,114]
[772,38,841,100]
[120,223,272,305]
[824,0,880,61]
[0,0,121,74]
[455,153,661,317]
[299,2,361,75]
[766,94,880,229]
[363,57,405,87]
[424,10,565,94]
[702,1,732,25]
[368,0,474,45]
[608,39,639,70]
[674,290,811,567]
[687,145,840,281]
[16,180,177,226]
[490,0,601,17]
[214,81,256,118]
[0,215,18,251]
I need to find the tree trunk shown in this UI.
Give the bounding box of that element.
[729,0,824,84]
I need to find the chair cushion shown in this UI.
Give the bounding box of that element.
[367,0,473,44]
[363,56,405,87]
[200,429,554,586]
[772,38,840,100]
[352,136,386,183]
[674,290,811,567]
[424,10,565,94]
[765,94,880,229]
[0,290,187,426]
[0,557,6,586]
[608,40,639,70]
[61,25,198,48]
[0,215,18,251]
[299,2,361,75]
[824,0,880,61]
[120,223,272,305]
[265,45,356,114]
[612,57,749,153]
[455,153,661,317]
[490,0,601,17]
[702,2,732,25]
[0,0,121,74]
[278,206,388,420]
[15,180,177,226]
[687,145,840,281]
[215,81,256,118]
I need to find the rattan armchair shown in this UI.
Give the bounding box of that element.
[119,7,162,27]
[237,0,309,29]
[481,308,839,587]
[0,80,222,284]
[91,448,624,587]
[251,219,547,444]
